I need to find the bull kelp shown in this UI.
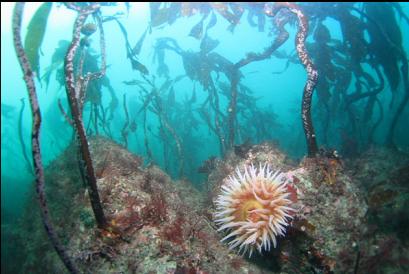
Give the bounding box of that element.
[1,2,409,274]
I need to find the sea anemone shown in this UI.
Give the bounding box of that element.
[214,163,295,256]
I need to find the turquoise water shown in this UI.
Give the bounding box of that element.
[1,3,409,273]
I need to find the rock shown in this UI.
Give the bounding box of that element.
[14,137,261,274]
[207,141,367,273]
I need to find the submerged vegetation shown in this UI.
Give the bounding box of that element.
[2,2,409,274]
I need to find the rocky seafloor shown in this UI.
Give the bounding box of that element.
[5,137,409,273]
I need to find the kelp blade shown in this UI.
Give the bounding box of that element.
[24,2,52,78]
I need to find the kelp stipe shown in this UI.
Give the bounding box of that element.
[265,2,319,157]
[12,3,79,273]
[63,2,108,229]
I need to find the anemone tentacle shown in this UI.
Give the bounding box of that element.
[214,163,296,256]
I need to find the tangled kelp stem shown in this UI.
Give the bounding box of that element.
[121,93,129,148]
[387,60,409,148]
[143,108,153,160]
[18,97,34,175]
[58,98,74,126]
[210,80,227,156]
[226,69,239,148]
[12,3,79,273]
[266,3,319,157]
[145,76,185,177]
[64,3,108,229]
[227,14,290,148]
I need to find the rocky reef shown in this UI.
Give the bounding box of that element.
[207,142,367,273]
[8,137,262,273]
[7,138,409,274]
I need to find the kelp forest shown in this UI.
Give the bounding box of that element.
[1,2,409,274]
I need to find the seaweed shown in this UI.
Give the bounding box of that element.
[225,8,290,148]
[12,3,79,273]
[121,93,129,148]
[266,2,319,157]
[132,26,149,56]
[364,3,403,92]
[105,16,149,75]
[23,2,52,80]
[18,98,33,175]
[189,17,205,40]
[161,214,185,245]
[64,3,108,229]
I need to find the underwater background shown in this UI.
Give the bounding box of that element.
[1,2,409,273]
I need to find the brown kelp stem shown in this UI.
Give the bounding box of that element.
[208,78,226,155]
[346,66,384,106]
[368,98,384,144]
[106,83,118,123]
[234,17,289,69]
[12,3,79,273]
[226,16,290,148]
[143,108,153,160]
[64,3,108,229]
[161,114,184,177]
[266,2,319,157]
[18,98,34,175]
[201,96,225,155]
[353,3,408,147]
[387,59,409,147]
[153,89,184,177]
[93,103,99,135]
[121,93,129,148]
[226,69,239,149]
[57,98,74,126]
[158,118,170,173]
[199,104,217,135]
[99,103,111,137]
[141,76,185,177]
[86,105,94,135]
